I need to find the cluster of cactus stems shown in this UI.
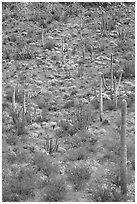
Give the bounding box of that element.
[120,99,127,196]
[99,53,123,114]
[100,14,111,35]
[44,136,59,154]
[72,103,90,132]
[62,37,71,78]
[118,29,125,41]
[11,85,32,135]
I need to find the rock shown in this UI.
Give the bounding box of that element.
[29,123,41,130]
[42,121,57,129]
[58,146,66,153]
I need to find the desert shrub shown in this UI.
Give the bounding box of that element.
[41,175,67,202]
[43,38,57,50]
[2,165,35,202]
[88,180,122,202]
[87,166,123,202]
[65,147,88,161]
[33,152,58,176]
[14,43,34,60]
[122,59,135,79]
[2,46,14,60]
[66,162,91,191]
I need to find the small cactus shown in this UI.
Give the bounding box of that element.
[99,73,103,121]
[120,99,127,195]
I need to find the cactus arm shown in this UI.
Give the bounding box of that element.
[117,71,123,95]
[101,74,111,91]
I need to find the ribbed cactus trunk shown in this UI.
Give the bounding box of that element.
[110,53,113,100]
[120,99,127,195]
[99,73,103,121]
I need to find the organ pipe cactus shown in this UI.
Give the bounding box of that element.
[120,99,127,196]
[99,73,103,121]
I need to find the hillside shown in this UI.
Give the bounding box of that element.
[2,2,135,202]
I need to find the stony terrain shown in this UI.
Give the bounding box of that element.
[2,2,135,202]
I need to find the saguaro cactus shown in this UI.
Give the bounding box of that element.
[99,73,103,121]
[90,46,93,63]
[42,25,44,47]
[113,76,117,111]
[110,53,113,99]
[120,99,127,195]
[62,37,64,64]
[80,10,83,40]
[12,86,16,112]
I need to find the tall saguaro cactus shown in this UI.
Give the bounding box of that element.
[41,25,44,47]
[110,53,113,99]
[80,10,83,40]
[12,86,16,112]
[120,99,127,195]
[62,37,64,64]
[99,73,103,121]
[113,76,117,111]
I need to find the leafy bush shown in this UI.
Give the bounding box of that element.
[66,162,91,191]
[41,175,67,201]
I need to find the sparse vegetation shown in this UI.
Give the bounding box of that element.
[2,2,135,202]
